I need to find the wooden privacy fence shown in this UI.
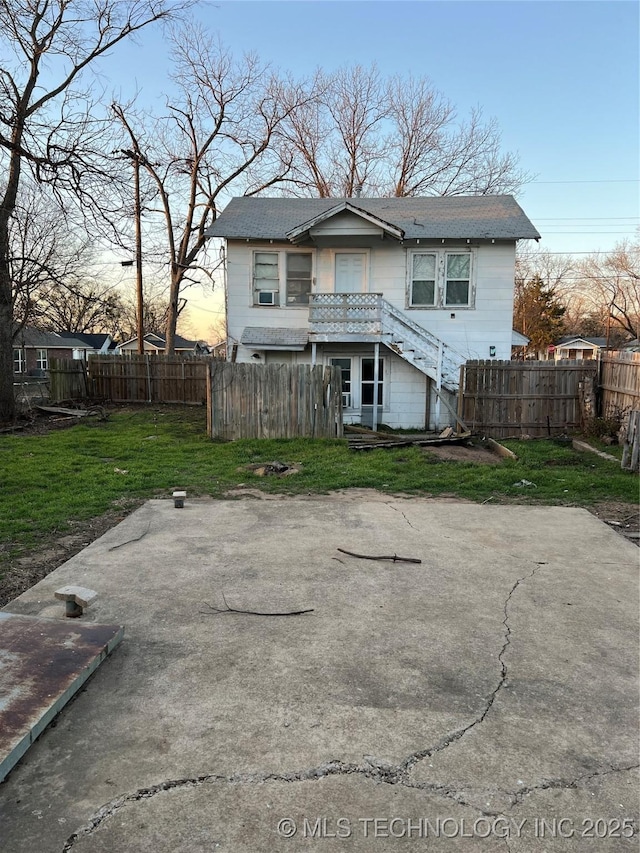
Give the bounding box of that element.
[207,362,343,440]
[600,351,640,414]
[88,354,211,404]
[458,360,598,438]
[49,358,91,401]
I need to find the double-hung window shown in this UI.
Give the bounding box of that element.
[36,349,48,371]
[444,253,471,306]
[13,348,24,373]
[410,253,437,307]
[253,252,279,305]
[286,253,312,305]
[253,251,313,306]
[409,250,474,309]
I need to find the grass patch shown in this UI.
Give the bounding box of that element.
[0,406,637,561]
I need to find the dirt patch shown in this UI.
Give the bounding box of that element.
[423,442,502,464]
[242,461,301,477]
[0,504,143,608]
[589,500,639,546]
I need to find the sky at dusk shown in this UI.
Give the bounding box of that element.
[105,0,639,339]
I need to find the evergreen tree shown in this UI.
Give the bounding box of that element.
[514,275,566,357]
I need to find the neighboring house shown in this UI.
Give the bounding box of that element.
[511,329,530,359]
[210,340,227,359]
[116,332,209,355]
[206,196,540,430]
[551,336,607,361]
[12,327,94,377]
[56,332,117,358]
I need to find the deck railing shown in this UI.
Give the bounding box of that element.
[309,293,382,334]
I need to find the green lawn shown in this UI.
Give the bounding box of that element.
[0,406,637,559]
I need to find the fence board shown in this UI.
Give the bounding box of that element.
[600,351,640,415]
[48,358,90,402]
[208,362,342,440]
[88,354,215,404]
[459,360,598,438]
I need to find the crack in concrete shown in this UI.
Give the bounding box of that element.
[506,762,640,806]
[67,561,621,852]
[401,565,540,776]
[385,501,417,530]
[107,518,153,552]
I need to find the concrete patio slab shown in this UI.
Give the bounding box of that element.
[0,494,638,852]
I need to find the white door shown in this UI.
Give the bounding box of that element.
[335,253,366,293]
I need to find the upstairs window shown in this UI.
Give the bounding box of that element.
[445,253,471,306]
[410,253,437,306]
[286,253,312,305]
[253,252,279,305]
[408,249,475,309]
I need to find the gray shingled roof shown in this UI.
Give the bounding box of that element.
[13,327,90,349]
[241,327,309,348]
[207,196,540,241]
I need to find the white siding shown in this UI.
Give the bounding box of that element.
[224,237,518,424]
[309,211,384,238]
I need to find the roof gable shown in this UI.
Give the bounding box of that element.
[286,201,404,244]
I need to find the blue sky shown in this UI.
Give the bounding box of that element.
[108,0,639,333]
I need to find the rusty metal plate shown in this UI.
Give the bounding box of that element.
[0,612,124,782]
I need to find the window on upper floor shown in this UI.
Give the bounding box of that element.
[253,252,280,305]
[253,250,314,306]
[286,253,312,305]
[444,253,471,306]
[410,253,437,307]
[408,250,475,309]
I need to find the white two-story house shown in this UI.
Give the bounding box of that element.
[207,196,540,430]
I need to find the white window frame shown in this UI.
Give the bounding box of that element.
[333,249,370,294]
[253,251,280,306]
[329,357,353,409]
[444,251,473,308]
[327,353,387,412]
[409,252,438,307]
[285,251,314,306]
[36,349,48,370]
[13,348,25,373]
[407,249,476,310]
[251,249,315,307]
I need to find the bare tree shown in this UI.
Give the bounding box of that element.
[33,279,125,334]
[8,182,95,333]
[0,0,188,423]
[278,66,530,198]
[111,26,311,354]
[575,240,640,343]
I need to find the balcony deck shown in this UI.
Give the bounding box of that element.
[308,293,383,342]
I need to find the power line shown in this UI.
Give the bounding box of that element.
[536,231,637,235]
[530,178,640,185]
[535,217,640,221]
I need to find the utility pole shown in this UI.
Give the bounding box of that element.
[112,104,146,355]
[132,152,144,355]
